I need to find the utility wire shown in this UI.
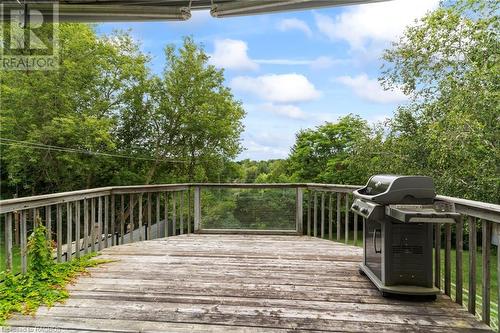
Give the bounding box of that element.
[0,138,187,164]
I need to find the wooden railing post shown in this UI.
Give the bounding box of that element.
[20,211,27,273]
[328,194,333,240]
[75,201,80,258]
[320,192,325,239]
[336,192,341,241]
[66,202,72,261]
[455,215,463,305]
[307,192,311,236]
[313,192,318,237]
[435,223,441,290]
[296,187,303,235]
[194,186,201,233]
[468,216,476,315]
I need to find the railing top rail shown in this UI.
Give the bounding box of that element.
[0,183,498,222]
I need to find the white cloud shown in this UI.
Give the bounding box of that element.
[260,103,306,119]
[255,56,344,69]
[231,74,321,103]
[277,18,312,37]
[336,74,407,103]
[209,39,258,71]
[315,0,439,49]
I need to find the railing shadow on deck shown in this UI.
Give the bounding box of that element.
[0,183,499,331]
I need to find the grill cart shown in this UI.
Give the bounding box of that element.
[351,175,460,298]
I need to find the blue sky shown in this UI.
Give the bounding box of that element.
[97,0,438,161]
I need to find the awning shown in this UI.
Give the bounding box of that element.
[0,0,390,22]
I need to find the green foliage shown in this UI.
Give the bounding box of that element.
[0,225,110,325]
[0,28,244,198]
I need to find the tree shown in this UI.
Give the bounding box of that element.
[380,0,499,202]
[117,37,245,183]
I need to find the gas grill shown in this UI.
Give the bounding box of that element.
[351,175,460,298]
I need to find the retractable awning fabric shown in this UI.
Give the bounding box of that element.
[0,0,390,22]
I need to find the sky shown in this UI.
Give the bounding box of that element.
[97,0,439,161]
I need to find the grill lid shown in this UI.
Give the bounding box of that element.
[354,175,436,204]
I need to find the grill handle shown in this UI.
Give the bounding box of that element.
[373,229,382,254]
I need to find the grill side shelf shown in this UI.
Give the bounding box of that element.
[385,205,460,224]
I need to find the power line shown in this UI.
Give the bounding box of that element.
[0,138,187,164]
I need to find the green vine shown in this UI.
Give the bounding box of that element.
[0,224,112,325]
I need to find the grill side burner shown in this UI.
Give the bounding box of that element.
[351,175,460,298]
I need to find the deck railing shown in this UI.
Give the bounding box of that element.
[0,183,499,331]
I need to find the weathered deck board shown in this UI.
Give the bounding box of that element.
[8,234,493,332]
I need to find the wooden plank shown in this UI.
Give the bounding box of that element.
[328,193,333,241]
[345,193,349,244]
[66,202,72,261]
[188,189,191,234]
[83,199,89,254]
[482,220,491,325]
[57,204,62,262]
[320,192,325,239]
[5,213,13,271]
[313,192,317,238]
[336,192,341,241]
[468,216,476,314]
[455,215,463,305]
[194,187,201,233]
[75,201,81,258]
[435,223,441,290]
[445,223,451,296]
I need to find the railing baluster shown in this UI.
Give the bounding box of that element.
[455,216,463,305]
[313,192,317,238]
[164,192,169,237]
[307,192,311,236]
[32,208,38,228]
[336,192,341,241]
[84,199,89,254]
[345,193,349,244]
[129,194,134,243]
[497,240,499,333]
[14,212,20,247]
[156,193,161,238]
[180,191,184,235]
[172,192,177,236]
[435,223,441,290]
[120,194,125,244]
[187,189,191,234]
[138,194,143,241]
[91,198,96,252]
[75,201,80,258]
[5,213,13,271]
[104,195,109,248]
[45,205,51,240]
[57,204,62,262]
[468,216,476,314]
[147,193,152,240]
[445,223,451,296]
[354,212,358,246]
[20,211,27,273]
[98,196,103,250]
[328,193,333,240]
[66,202,72,261]
[110,194,115,246]
[482,220,491,325]
[320,192,325,239]
[295,187,303,235]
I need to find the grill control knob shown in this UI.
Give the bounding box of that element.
[361,208,369,215]
[352,204,359,210]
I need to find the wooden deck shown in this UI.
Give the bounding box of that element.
[8,234,493,332]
